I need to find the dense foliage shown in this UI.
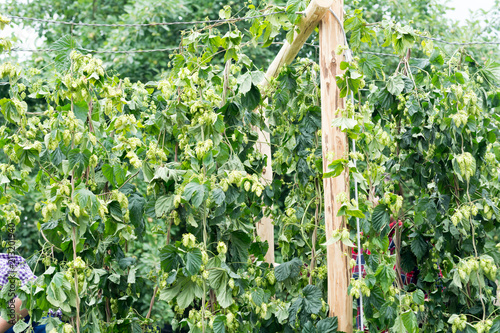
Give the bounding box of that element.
[0,0,499,333]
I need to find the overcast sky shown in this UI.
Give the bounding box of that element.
[446,0,496,21]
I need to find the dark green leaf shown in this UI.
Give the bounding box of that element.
[213,315,226,333]
[275,258,302,281]
[160,245,182,272]
[183,182,207,208]
[372,204,390,232]
[108,200,123,221]
[411,234,427,260]
[302,285,322,314]
[375,264,394,293]
[251,288,265,306]
[241,84,261,110]
[155,195,174,218]
[185,248,202,276]
[316,317,338,333]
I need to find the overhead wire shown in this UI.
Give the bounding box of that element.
[5,10,499,56]
[5,11,293,28]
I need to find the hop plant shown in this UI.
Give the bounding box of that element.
[449,314,467,333]
[451,110,468,128]
[182,233,197,248]
[217,241,227,255]
[455,152,475,181]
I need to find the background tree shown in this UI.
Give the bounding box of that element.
[0,0,499,332]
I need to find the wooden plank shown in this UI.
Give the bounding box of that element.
[263,0,335,82]
[319,3,353,332]
[256,0,333,264]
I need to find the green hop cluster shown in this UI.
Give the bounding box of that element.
[449,314,467,333]
[217,241,227,255]
[195,139,214,159]
[451,110,468,128]
[349,278,370,298]
[474,320,493,333]
[182,233,197,248]
[455,152,475,181]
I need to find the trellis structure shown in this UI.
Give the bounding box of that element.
[255,0,353,331]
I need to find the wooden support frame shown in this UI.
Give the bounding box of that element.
[319,2,353,332]
[256,0,334,264]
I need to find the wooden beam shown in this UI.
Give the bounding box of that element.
[256,0,334,264]
[319,3,353,333]
[263,0,335,82]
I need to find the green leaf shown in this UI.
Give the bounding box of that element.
[52,35,79,72]
[68,148,90,175]
[158,280,182,302]
[490,317,500,333]
[275,258,302,281]
[286,0,306,24]
[213,315,226,333]
[288,297,303,326]
[213,188,226,206]
[480,62,500,84]
[346,208,366,218]
[251,288,265,306]
[430,50,444,66]
[0,98,22,124]
[114,164,126,186]
[185,248,202,276]
[375,264,395,293]
[411,234,427,260]
[128,192,145,232]
[155,195,174,218]
[183,182,207,208]
[216,285,234,308]
[208,268,227,291]
[275,302,290,324]
[108,200,123,221]
[391,315,406,333]
[152,163,185,184]
[387,75,405,96]
[301,322,317,333]
[160,245,182,272]
[302,285,322,314]
[142,162,154,182]
[127,267,137,284]
[251,71,265,85]
[324,159,347,179]
[316,317,338,332]
[401,311,417,333]
[13,318,30,333]
[412,289,425,305]
[372,204,390,232]
[241,84,261,110]
[74,188,95,208]
[238,72,252,94]
[102,164,115,186]
[177,280,196,309]
[229,230,251,266]
[331,117,357,131]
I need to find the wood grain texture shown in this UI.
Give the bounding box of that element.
[264,0,334,82]
[319,2,353,332]
[256,0,333,264]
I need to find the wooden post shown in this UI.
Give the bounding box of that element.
[319,2,353,332]
[256,0,333,264]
